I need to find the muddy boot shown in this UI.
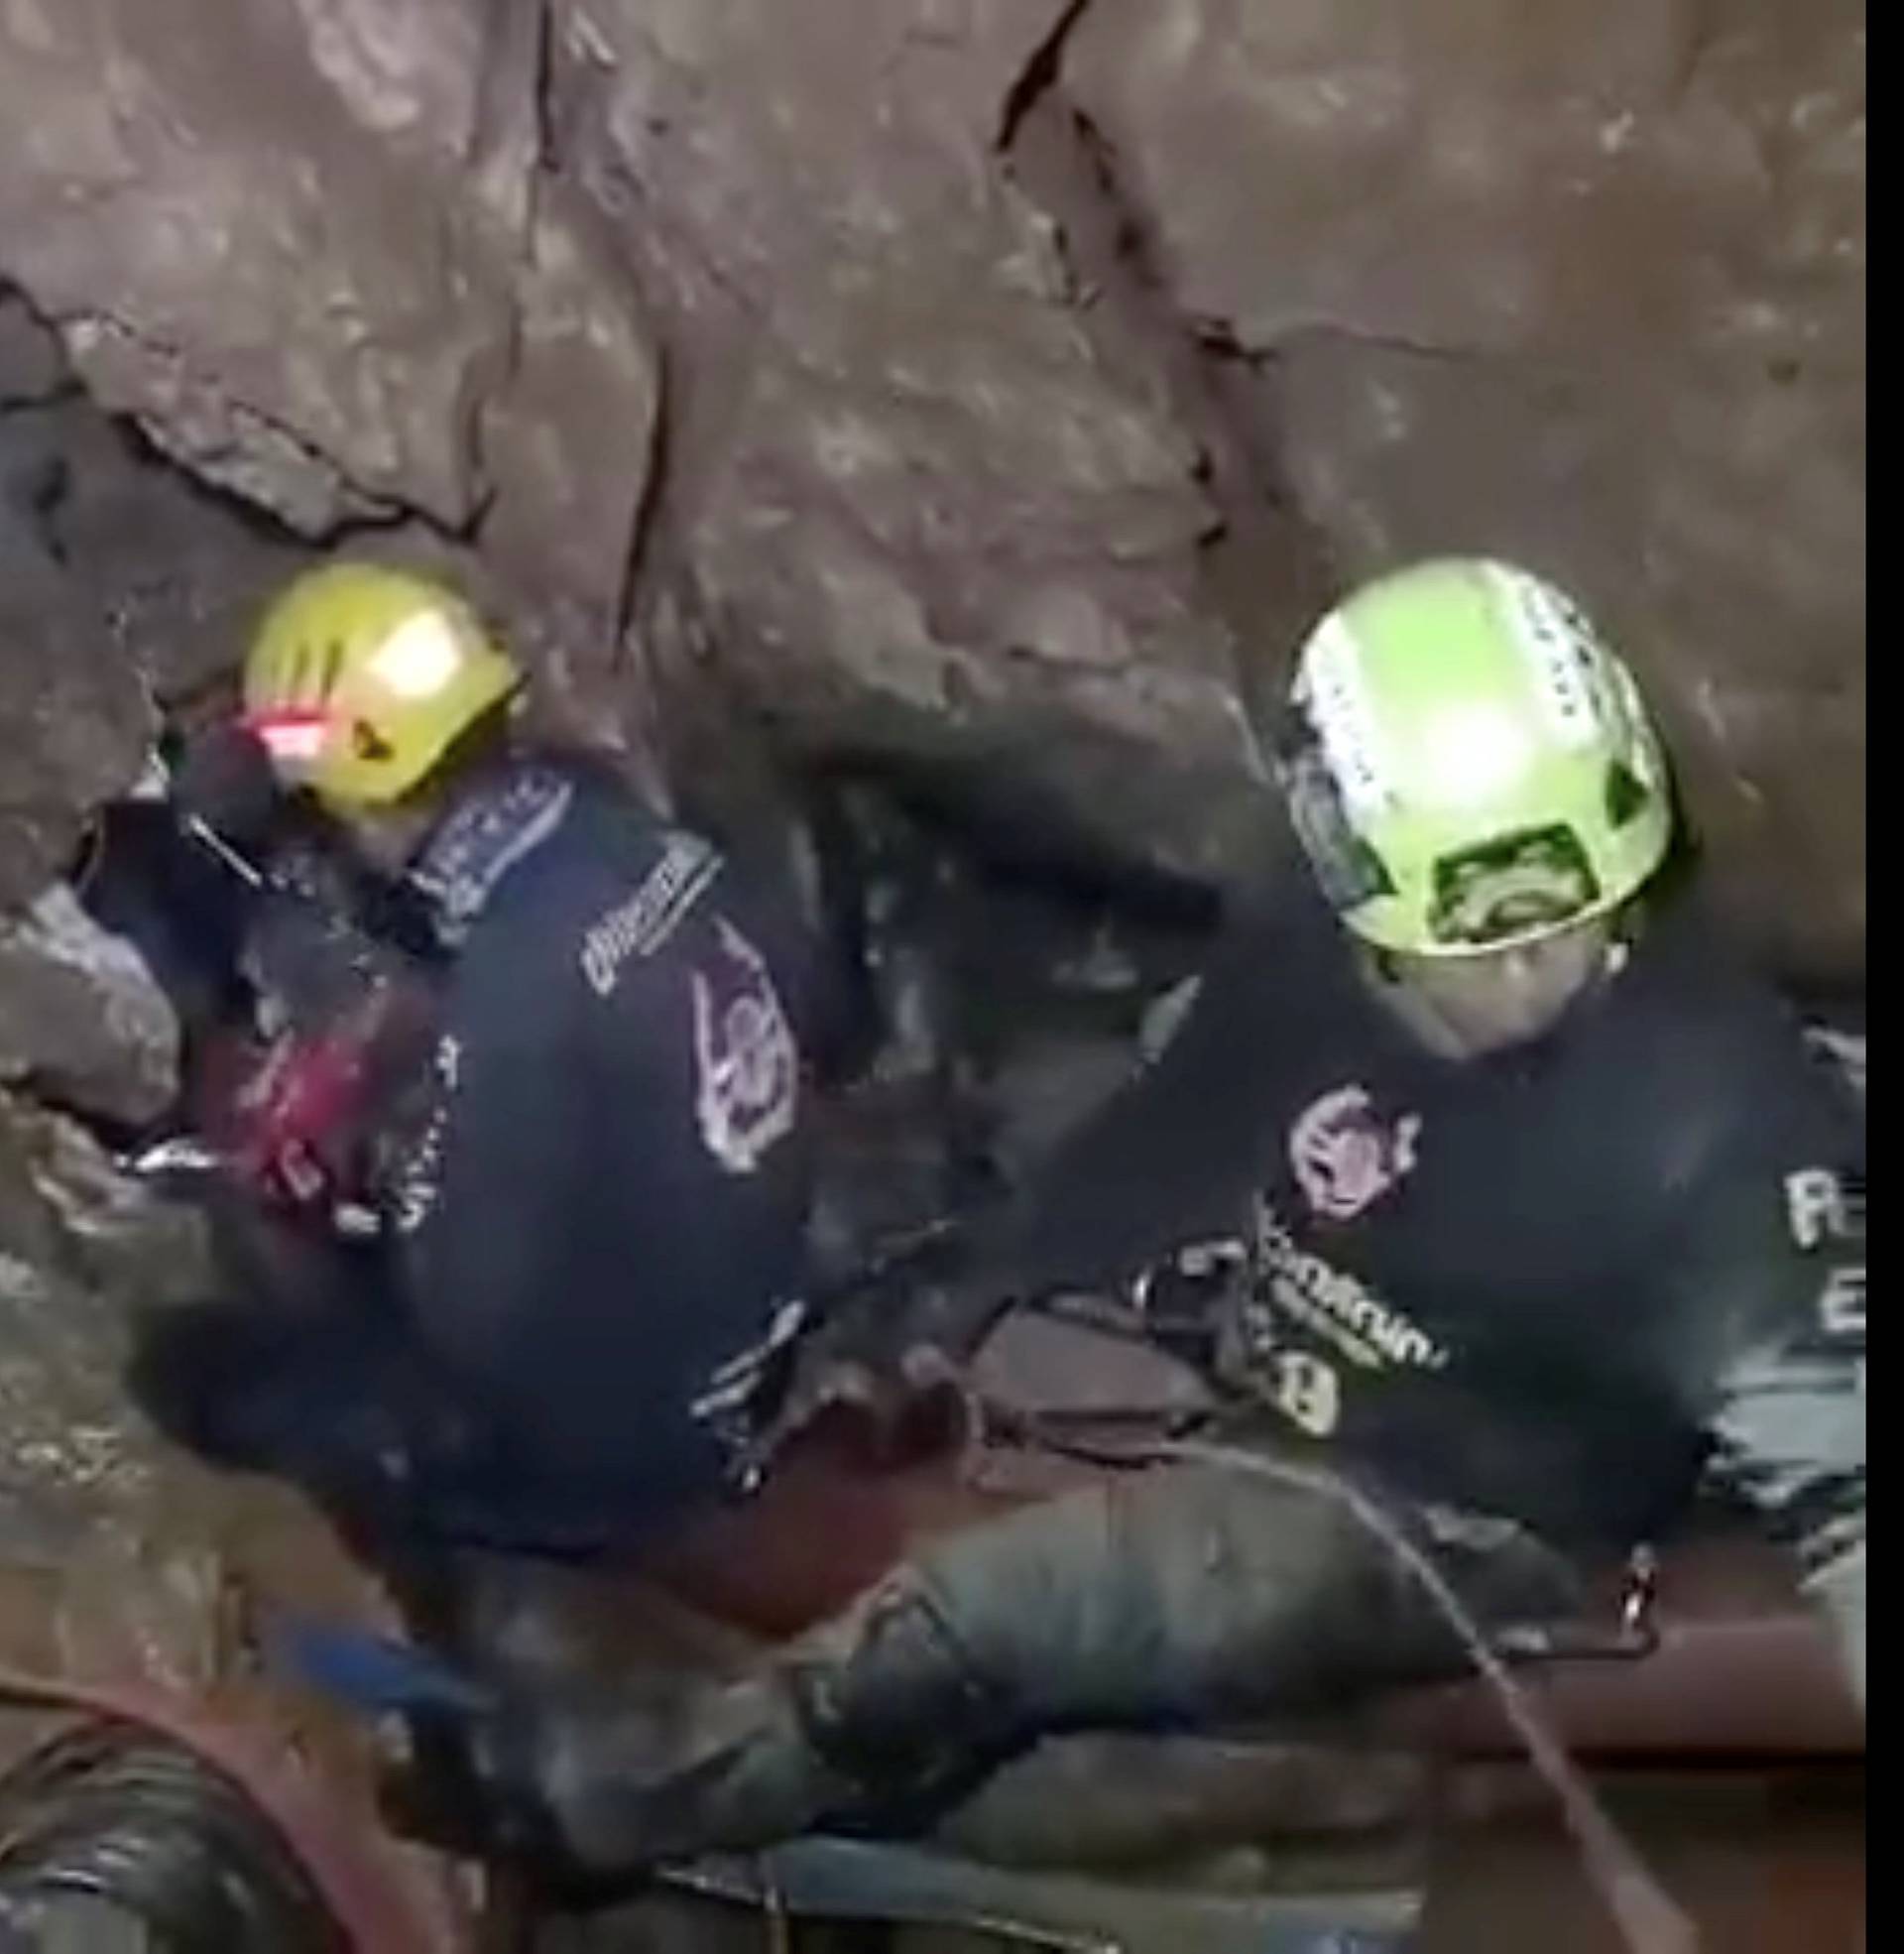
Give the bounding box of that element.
[483,1462,1579,1877]
[489,1574,1010,1873]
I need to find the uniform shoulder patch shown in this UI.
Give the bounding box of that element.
[692,917,799,1175]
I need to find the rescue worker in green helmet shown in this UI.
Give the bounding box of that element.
[448,558,1862,1876]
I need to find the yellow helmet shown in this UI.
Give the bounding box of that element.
[243,563,522,809]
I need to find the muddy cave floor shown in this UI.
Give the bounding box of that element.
[528,1769,1866,1954]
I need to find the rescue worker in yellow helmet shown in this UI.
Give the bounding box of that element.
[135,560,833,1557]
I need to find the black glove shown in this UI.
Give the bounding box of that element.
[128,1298,447,1518]
[130,1302,312,1470]
[171,723,284,852]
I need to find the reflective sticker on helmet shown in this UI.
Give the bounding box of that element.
[246,708,332,769]
[367,611,467,699]
[1428,823,1600,947]
[1279,737,1393,914]
[1490,563,1607,751]
[1300,614,1391,815]
[1606,659,1666,791]
[1604,761,1650,829]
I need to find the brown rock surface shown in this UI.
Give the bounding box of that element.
[1066,0,1865,968]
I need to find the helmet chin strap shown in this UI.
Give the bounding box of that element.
[1359,930,1628,1062]
[1364,954,1491,1061]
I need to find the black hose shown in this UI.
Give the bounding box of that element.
[0,1723,346,1954]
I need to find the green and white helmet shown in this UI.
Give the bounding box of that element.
[1279,558,1672,957]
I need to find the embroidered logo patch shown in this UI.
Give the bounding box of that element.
[1289,1084,1421,1223]
[580,834,720,998]
[692,918,799,1175]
